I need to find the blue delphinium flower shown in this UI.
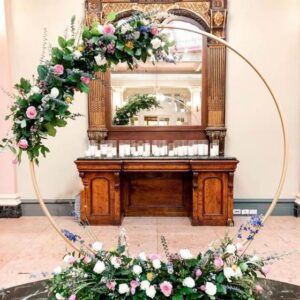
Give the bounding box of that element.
[62,229,81,242]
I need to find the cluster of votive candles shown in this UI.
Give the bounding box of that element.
[85,140,220,158]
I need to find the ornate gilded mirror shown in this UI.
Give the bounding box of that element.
[86,0,227,154]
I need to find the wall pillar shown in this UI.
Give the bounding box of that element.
[0,0,21,217]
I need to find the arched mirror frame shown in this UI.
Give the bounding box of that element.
[85,0,228,154]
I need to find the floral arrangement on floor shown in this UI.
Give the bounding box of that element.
[48,216,276,300]
[112,94,160,125]
[0,11,175,164]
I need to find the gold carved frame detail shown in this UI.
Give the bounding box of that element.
[85,0,228,155]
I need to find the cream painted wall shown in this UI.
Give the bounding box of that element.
[5,0,300,200]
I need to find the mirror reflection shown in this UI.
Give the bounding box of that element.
[111,20,203,126]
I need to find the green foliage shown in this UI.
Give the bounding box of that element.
[112,94,160,125]
[1,11,177,163]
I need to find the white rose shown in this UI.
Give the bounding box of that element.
[223,267,235,282]
[31,86,41,94]
[142,19,149,25]
[226,244,236,254]
[236,243,243,251]
[63,254,74,264]
[73,50,82,59]
[133,31,140,40]
[111,256,121,269]
[152,258,161,269]
[53,266,62,275]
[234,267,242,278]
[139,252,147,261]
[151,38,162,50]
[205,282,217,296]
[50,87,59,98]
[93,260,105,274]
[97,25,103,34]
[92,241,103,252]
[55,293,65,300]
[182,277,195,288]
[179,249,193,259]
[249,255,260,263]
[146,286,156,299]
[133,265,142,275]
[118,283,129,294]
[140,280,150,290]
[121,24,132,34]
[94,54,107,66]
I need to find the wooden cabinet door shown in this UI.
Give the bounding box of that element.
[81,172,121,225]
[192,172,230,225]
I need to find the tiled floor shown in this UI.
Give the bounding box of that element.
[0,216,300,289]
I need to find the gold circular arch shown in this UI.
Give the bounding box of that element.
[29,25,288,253]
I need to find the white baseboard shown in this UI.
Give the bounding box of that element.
[296,193,300,205]
[0,194,21,206]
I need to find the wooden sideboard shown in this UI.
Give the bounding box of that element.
[75,157,238,226]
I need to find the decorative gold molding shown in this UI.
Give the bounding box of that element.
[102,2,210,26]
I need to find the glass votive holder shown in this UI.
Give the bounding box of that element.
[188,140,195,156]
[182,140,188,156]
[137,141,144,156]
[210,140,219,157]
[168,142,175,156]
[143,140,151,157]
[160,140,168,156]
[118,140,125,157]
[100,140,108,157]
[130,141,137,156]
[198,140,209,156]
[152,140,160,157]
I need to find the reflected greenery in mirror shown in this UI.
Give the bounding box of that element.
[111,20,203,127]
[112,94,159,125]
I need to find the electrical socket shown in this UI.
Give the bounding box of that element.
[233,209,241,215]
[242,209,249,215]
[249,209,258,215]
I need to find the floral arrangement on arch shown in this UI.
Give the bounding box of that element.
[112,94,160,126]
[0,11,175,164]
[49,216,277,300]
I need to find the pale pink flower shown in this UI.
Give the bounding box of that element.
[150,27,159,36]
[106,280,116,291]
[199,285,206,292]
[160,281,172,297]
[130,280,140,289]
[68,256,76,264]
[69,295,76,300]
[53,64,64,75]
[12,157,18,164]
[80,76,91,85]
[261,266,270,276]
[102,24,115,36]
[130,280,139,295]
[214,257,224,269]
[26,106,37,119]
[107,42,115,54]
[83,256,92,264]
[18,139,28,150]
[195,269,202,278]
[149,254,160,261]
[255,284,263,294]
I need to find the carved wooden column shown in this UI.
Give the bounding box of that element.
[206,0,227,155]
[87,72,110,142]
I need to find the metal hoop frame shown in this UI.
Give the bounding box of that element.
[29,25,288,253]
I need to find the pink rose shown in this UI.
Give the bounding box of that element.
[130,280,140,289]
[214,257,224,269]
[160,281,172,297]
[255,284,263,294]
[261,266,270,276]
[26,106,37,119]
[150,27,159,36]
[195,269,202,278]
[102,24,115,36]
[68,256,76,264]
[199,285,206,292]
[106,280,116,291]
[83,256,92,264]
[18,139,28,150]
[149,254,160,261]
[53,64,64,75]
[80,76,91,85]
[69,295,76,300]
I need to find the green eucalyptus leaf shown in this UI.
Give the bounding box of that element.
[107,12,116,22]
[44,123,57,137]
[37,65,48,80]
[58,36,67,48]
